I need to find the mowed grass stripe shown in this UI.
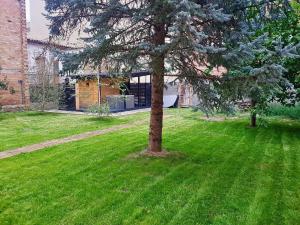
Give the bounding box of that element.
[97,123,239,224]
[0,116,187,224]
[255,128,288,225]
[281,132,296,224]
[123,127,259,225]
[0,111,149,151]
[166,128,265,225]
[0,111,299,225]
[60,119,226,224]
[281,132,300,224]
[69,119,241,224]
[205,128,267,225]
[0,116,225,225]
[49,118,206,223]
[163,134,251,224]
[244,128,284,225]
[0,126,150,225]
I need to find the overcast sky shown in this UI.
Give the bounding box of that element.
[26,0,31,22]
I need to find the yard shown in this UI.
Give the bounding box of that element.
[0,111,147,151]
[0,109,300,225]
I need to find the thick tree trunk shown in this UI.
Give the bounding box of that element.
[148,24,165,153]
[251,112,257,127]
[250,99,257,127]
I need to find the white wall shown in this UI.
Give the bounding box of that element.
[27,0,49,41]
[27,42,62,71]
[27,42,65,83]
[27,0,85,47]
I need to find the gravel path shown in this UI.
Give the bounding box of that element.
[0,122,143,160]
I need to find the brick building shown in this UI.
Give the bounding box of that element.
[0,0,30,107]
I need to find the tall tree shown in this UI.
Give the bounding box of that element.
[45,0,291,151]
[260,0,300,103]
[189,0,299,127]
[29,52,61,111]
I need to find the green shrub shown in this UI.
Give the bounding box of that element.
[88,103,111,118]
[267,104,300,120]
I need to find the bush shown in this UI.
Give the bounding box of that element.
[267,104,300,120]
[29,84,61,110]
[88,103,111,118]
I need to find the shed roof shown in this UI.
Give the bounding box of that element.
[70,71,151,80]
[27,38,78,50]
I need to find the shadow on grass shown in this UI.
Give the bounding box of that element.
[267,120,300,134]
[84,116,120,123]
[0,111,79,122]
[0,113,11,122]
[124,149,188,164]
[18,111,62,117]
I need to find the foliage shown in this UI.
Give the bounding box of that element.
[30,85,61,109]
[0,77,16,109]
[0,79,7,90]
[267,103,300,120]
[43,0,251,80]
[59,78,76,110]
[0,65,5,90]
[45,0,299,133]
[29,54,61,111]
[0,77,15,94]
[223,35,299,117]
[44,0,238,151]
[257,0,300,102]
[189,1,300,126]
[88,103,111,118]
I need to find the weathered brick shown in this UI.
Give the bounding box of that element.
[0,0,30,107]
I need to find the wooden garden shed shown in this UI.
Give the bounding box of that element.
[73,72,152,111]
[75,76,120,110]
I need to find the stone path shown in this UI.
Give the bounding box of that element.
[0,121,144,160]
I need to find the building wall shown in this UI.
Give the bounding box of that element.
[27,0,85,47]
[27,41,61,85]
[0,0,30,107]
[178,82,200,107]
[75,79,120,110]
[27,0,49,41]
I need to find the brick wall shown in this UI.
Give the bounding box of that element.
[0,0,30,107]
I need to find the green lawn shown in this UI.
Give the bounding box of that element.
[0,110,300,225]
[0,111,148,151]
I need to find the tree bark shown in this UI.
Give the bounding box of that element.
[251,112,257,127]
[148,23,165,153]
[250,99,257,127]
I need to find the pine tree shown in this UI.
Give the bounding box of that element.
[189,0,299,127]
[45,0,295,151]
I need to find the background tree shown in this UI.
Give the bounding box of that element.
[189,0,299,127]
[45,0,293,151]
[29,53,61,111]
[223,37,299,127]
[250,0,300,105]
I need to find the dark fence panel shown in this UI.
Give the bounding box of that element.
[129,83,151,108]
[59,82,76,111]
